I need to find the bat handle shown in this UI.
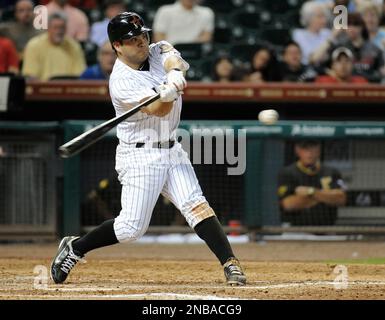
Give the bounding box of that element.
[58,146,71,158]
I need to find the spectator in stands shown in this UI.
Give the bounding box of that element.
[22,12,86,80]
[152,0,214,45]
[244,47,280,83]
[293,1,332,64]
[316,0,384,13]
[0,0,42,59]
[211,56,234,82]
[210,55,245,82]
[277,140,347,226]
[80,40,115,79]
[81,176,119,226]
[0,35,19,74]
[316,0,357,12]
[315,46,368,83]
[277,41,318,82]
[358,1,385,52]
[311,13,385,82]
[46,0,89,41]
[90,0,125,47]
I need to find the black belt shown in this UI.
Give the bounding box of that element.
[135,141,175,149]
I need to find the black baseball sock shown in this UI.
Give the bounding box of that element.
[194,216,235,265]
[72,219,118,256]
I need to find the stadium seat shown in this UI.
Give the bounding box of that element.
[185,59,204,81]
[204,0,245,14]
[84,8,103,24]
[129,2,148,22]
[256,0,306,12]
[0,6,14,22]
[80,41,98,66]
[174,43,213,60]
[259,28,292,46]
[231,27,261,45]
[215,13,231,29]
[230,5,274,30]
[214,26,232,44]
[229,43,263,64]
[231,11,260,29]
[211,43,231,58]
[185,58,213,81]
[214,13,233,43]
[279,10,301,29]
[146,0,175,9]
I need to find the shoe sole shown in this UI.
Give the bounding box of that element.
[49,236,71,284]
[227,279,246,286]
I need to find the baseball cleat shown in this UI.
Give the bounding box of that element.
[50,236,83,284]
[223,257,247,286]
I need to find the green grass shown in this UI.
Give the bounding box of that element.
[325,257,385,265]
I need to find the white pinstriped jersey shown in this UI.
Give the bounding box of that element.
[109,41,189,144]
[109,40,207,243]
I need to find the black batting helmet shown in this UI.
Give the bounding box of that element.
[107,12,151,44]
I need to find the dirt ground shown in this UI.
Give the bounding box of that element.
[1,241,385,300]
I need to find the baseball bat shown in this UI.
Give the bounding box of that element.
[58,93,160,158]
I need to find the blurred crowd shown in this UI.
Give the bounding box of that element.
[1,0,385,84]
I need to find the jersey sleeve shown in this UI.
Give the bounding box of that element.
[152,41,190,72]
[277,168,297,200]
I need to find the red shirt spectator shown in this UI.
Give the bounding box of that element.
[315,75,368,83]
[0,37,20,74]
[315,47,369,84]
[39,0,97,9]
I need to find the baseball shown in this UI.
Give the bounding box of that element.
[258,109,279,125]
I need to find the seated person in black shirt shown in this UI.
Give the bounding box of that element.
[278,41,317,82]
[277,140,347,226]
[81,177,120,226]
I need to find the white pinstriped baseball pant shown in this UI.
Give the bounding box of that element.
[113,142,207,242]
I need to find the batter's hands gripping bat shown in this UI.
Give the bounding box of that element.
[58,93,160,158]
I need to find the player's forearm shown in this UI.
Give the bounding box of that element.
[281,195,318,211]
[197,31,212,43]
[313,189,346,206]
[141,99,174,117]
[164,55,187,75]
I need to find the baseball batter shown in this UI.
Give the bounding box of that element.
[51,12,246,286]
